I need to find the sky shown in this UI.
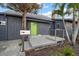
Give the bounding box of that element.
[38,3,53,18]
[0,3,73,19]
[0,7,9,12]
[38,3,73,19]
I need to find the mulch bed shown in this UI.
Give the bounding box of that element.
[25,40,71,56]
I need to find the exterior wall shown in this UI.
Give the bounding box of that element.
[55,21,65,37]
[37,22,50,35]
[26,20,50,35]
[55,21,64,29]
[50,21,55,35]
[26,20,30,30]
[0,14,74,40]
[0,14,50,40]
[0,14,7,40]
[7,16,22,40]
[0,14,22,40]
[50,20,66,37]
[50,20,73,38]
[50,21,64,33]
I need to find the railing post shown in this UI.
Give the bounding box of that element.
[55,29,56,40]
[63,29,64,38]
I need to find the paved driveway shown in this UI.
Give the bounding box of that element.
[29,35,65,48]
[0,40,25,56]
[24,35,65,50]
[0,35,65,56]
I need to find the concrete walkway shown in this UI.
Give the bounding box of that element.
[0,35,65,56]
[24,35,65,50]
[0,40,25,56]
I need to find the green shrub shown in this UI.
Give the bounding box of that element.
[18,42,22,46]
[48,46,75,56]
[63,46,75,56]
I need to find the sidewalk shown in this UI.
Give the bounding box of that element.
[0,40,25,56]
[24,35,65,50]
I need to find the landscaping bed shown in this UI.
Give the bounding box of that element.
[25,40,75,56]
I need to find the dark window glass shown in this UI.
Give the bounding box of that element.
[0,21,1,24]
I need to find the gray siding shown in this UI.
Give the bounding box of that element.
[50,21,66,37]
[7,16,21,40]
[26,20,31,30]
[0,15,50,40]
[55,21,64,29]
[26,19,50,35]
[37,22,50,35]
[55,21,65,37]
[0,15,7,40]
[50,21,73,38]
[50,22,55,35]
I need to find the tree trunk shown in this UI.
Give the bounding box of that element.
[21,11,27,52]
[62,16,71,44]
[22,11,27,30]
[72,11,75,35]
[72,10,79,45]
[72,11,76,45]
[72,20,79,45]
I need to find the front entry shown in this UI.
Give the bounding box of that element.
[31,22,37,35]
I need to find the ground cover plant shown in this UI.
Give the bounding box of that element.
[25,40,75,56]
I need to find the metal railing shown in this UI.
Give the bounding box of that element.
[55,29,65,39]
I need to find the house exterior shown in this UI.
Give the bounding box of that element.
[0,10,75,41]
[0,10,51,40]
[50,19,73,38]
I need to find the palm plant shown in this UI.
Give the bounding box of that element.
[3,3,40,51]
[52,3,71,44]
[67,3,79,45]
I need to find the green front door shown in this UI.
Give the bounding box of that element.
[31,22,37,35]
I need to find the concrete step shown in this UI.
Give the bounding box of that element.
[24,41,32,50]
